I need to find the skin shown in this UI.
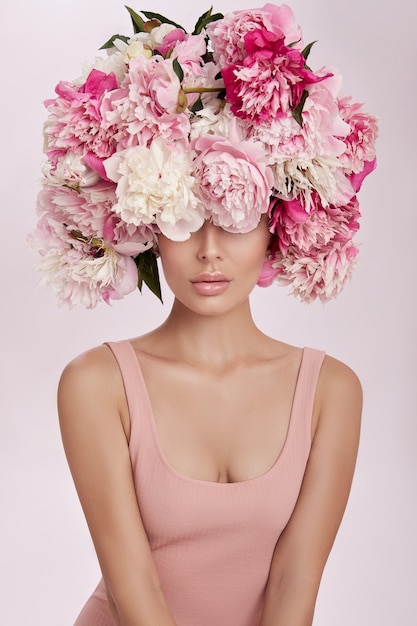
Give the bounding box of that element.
[58,217,362,626]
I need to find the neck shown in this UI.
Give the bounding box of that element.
[155,297,267,369]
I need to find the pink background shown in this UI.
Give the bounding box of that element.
[1,0,416,623]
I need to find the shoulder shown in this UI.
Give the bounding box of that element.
[58,344,128,431]
[58,344,121,395]
[312,353,362,442]
[318,354,362,406]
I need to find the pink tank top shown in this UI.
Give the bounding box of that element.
[74,341,325,626]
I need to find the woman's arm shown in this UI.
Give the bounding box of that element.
[259,356,362,626]
[58,346,177,626]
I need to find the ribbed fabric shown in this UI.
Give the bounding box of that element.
[74,341,325,626]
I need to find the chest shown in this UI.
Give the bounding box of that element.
[136,360,300,483]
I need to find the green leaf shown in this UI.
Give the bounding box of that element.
[292,89,309,127]
[301,40,316,62]
[172,57,184,82]
[193,8,224,35]
[135,249,163,302]
[100,34,129,50]
[190,95,204,113]
[140,10,184,30]
[125,5,146,33]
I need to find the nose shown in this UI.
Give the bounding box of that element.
[196,220,224,262]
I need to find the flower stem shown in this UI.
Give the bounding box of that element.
[182,87,224,94]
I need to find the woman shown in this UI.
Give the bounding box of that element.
[30,4,377,624]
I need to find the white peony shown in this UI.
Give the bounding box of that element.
[104,138,203,240]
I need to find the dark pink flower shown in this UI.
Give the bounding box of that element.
[222,29,331,122]
[256,257,282,287]
[269,194,360,256]
[44,69,119,163]
[348,157,377,193]
[154,28,186,56]
[207,4,303,66]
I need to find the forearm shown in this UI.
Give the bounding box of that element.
[107,593,176,626]
[259,575,319,626]
[106,579,178,626]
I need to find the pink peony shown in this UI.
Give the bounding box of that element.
[32,182,153,252]
[271,241,359,302]
[44,69,118,167]
[257,256,282,287]
[348,157,377,193]
[101,55,190,150]
[155,30,207,72]
[28,189,143,308]
[192,128,274,232]
[269,195,360,256]
[154,28,187,56]
[207,4,302,66]
[337,97,379,174]
[222,29,331,122]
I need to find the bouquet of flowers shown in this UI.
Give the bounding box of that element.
[29,3,378,307]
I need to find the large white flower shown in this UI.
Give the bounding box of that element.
[36,245,138,308]
[104,138,203,240]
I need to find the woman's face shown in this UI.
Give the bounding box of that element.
[157,216,271,316]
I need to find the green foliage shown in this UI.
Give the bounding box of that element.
[100,34,129,50]
[172,57,184,82]
[193,7,224,35]
[124,5,147,32]
[135,249,163,302]
[301,40,316,63]
[292,89,309,126]
[140,9,184,30]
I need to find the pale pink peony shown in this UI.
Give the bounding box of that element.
[192,127,274,232]
[28,185,145,308]
[207,4,302,66]
[337,97,379,174]
[155,30,207,74]
[271,241,358,302]
[32,244,139,308]
[101,55,190,150]
[31,182,153,257]
[222,29,331,122]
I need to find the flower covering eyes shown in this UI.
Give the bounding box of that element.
[29,3,378,307]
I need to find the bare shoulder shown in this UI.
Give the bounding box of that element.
[58,344,128,432]
[318,354,363,405]
[59,344,122,399]
[313,353,363,440]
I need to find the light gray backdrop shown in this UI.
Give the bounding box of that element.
[1,0,416,624]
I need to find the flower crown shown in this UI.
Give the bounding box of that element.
[29,3,378,307]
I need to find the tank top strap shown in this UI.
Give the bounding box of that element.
[105,340,152,430]
[286,347,325,453]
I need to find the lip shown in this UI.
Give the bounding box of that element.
[190,272,231,296]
